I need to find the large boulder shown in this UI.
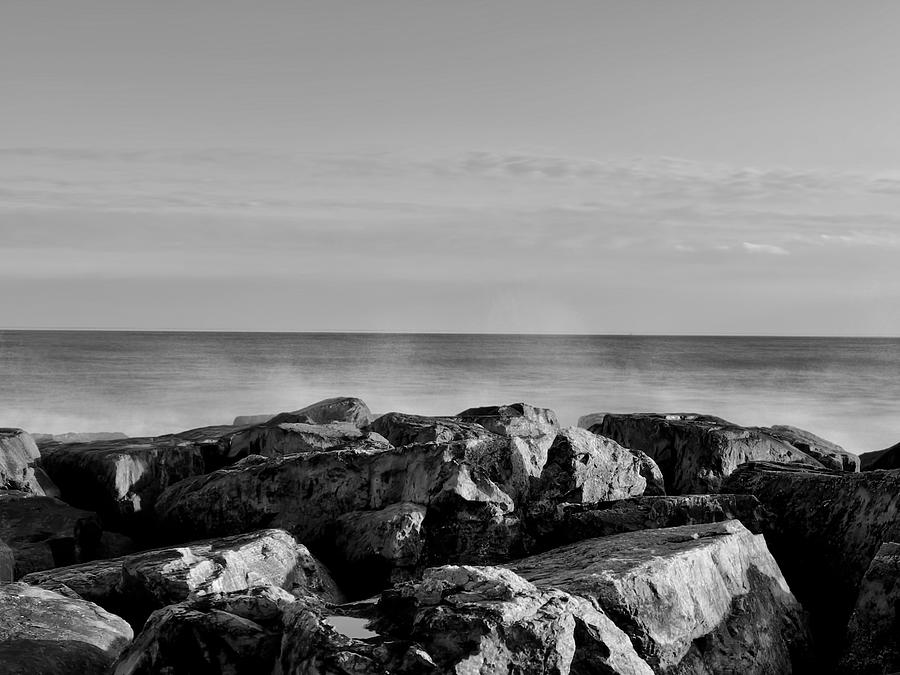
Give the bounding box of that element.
[536,427,649,503]
[0,489,103,578]
[761,424,859,472]
[0,428,49,494]
[722,462,900,666]
[587,413,822,494]
[525,494,770,552]
[840,541,900,675]
[22,528,340,628]
[113,585,294,675]
[457,403,560,498]
[266,396,373,428]
[508,520,810,674]
[0,582,133,675]
[39,436,210,533]
[859,440,900,471]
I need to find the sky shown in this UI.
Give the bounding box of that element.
[1,1,899,334]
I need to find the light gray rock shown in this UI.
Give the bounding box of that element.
[537,427,648,503]
[227,421,391,460]
[508,520,811,674]
[0,428,48,494]
[762,424,859,472]
[266,396,373,428]
[0,581,133,675]
[33,431,128,446]
[587,412,823,494]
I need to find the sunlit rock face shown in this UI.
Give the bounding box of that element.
[0,428,48,495]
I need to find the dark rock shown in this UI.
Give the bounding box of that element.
[0,581,133,675]
[22,528,340,629]
[267,396,373,428]
[231,413,274,426]
[508,520,811,674]
[537,427,648,503]
[586,413,822,494]
[525,494,770,551]
[227,421,391,461]
[722,461,900,666]
[0,428,51,494]
[859,440,900,471]
[370,411,500,448]
[0,489,102,578]
[0,537,13,582]
[761,424,859,472]
[112,585,294,675]
[840,541,900,675]
[627,447,666,495]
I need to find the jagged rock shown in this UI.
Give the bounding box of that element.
[0,489,102,578]
[761,424,860,472]
[859,440,900,470]
[370,412,499,449]
[457,403,560,498]
[587,413,822,494]
[156,440,518,555]
[840,541,900,675]
[525,494,770,552]
[22,528,340,628]
[722,461,900,665]
[0,582,133,675]
[112,585,295,675]
[376,565,654,675]
[0,428,50,494]
[628,447,666,496]
[537,427,648,503]
[509,520,810,674]
[266,396,373,428]
[227,421,392,460]
[39,435,210,533]
[0,537,13,582]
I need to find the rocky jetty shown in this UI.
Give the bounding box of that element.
[2,396,883,673]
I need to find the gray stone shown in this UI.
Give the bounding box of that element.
[762,424,859,472]
[0,428,48,495]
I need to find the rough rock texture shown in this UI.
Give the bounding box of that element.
[23,528,341,628]
[627,447,666,496]
[537,427,648,503]
[761,424,860,472]
[113,585,295,675]
[370,412,501,449]
[0,428,48,494]
[227,421,392,460]
[722,461,900,665]
[375,565,654,675]
[509,520,810,674]
[457,402,560,499]
[39,436,210,533]
[840,542,900,675]
[0,537,13,582]
[267,396,373,428]
[0,489,103,578]
[859,440,900,471]
[526,494,770,552]
[587,413,823,494]
[0,582,133,675]
[33,431,128,446]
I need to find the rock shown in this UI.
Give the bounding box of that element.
[227,421,392,461]
[457,402,560,500]
[859,440,900,470]
[376,565,654,675]
[0,582,133,675]
[0,428,49,494]
[22,528,341,628]
[587,413,823,494]
[722,461,900,666]
[537,427,648,503]
[112,585,294,675]
[0,537,13,582]
[268,396,373,428]
[627,447,666,496]
[525,494,770,552]
[232,413,274,426]
[761,424,860,472]
[840,541,900,675]
[33,431,128,446]
[0,489,102,578]
[508,520,811,674]
[39,435,210,533]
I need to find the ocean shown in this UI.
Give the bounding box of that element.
[0,331,896,454]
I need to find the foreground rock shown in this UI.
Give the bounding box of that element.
[723,462,900,663]
[1,428,51,494]
[0,490,102,578]
[509,520,810,674]
[859,440,900,470]
[22,528,340,628]
[840,541,900,675]
[526,493,770,551]
[113,585,294,675]
[537,427,650,503]
[0,581,133,674]
[586,413,823,493]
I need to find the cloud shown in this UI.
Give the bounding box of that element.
[742,242,790,256]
